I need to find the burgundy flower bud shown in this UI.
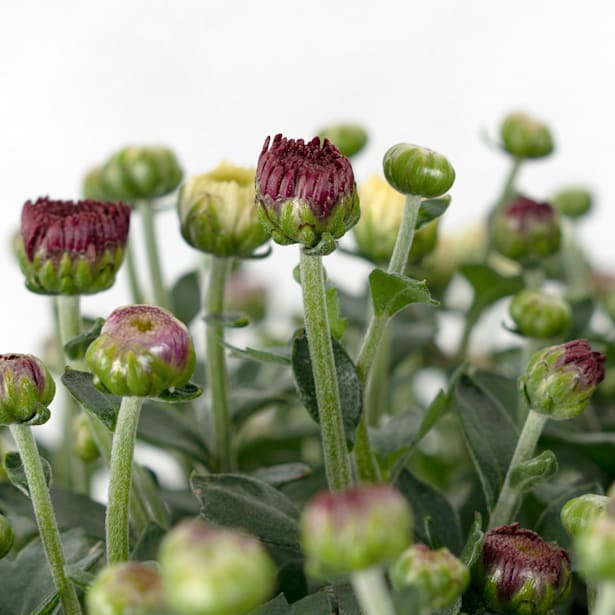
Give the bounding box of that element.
[478,523,571,615]
[17,197,131,295]
[521,339,606,420]
[490,196,561,264]
[85,305,195,397]
[255,134,360,252]
[0,354,55,425]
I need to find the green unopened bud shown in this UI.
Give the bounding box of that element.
[317,123,368,158]
[0,513,14,558]
[300,484,412,578]
[72,413,100,462]
[85,305,195,397]
[521,339,605,420]
[102,145,183,201]
[500,112,554,159]
[510,290,572,338]
[178,162,269,258]
[490,196,561,264]
[82,166,111,201]
[86,562,164,615]
[575,515,615,581]
[158,519,276,615]
[0,354,54,425]
[255,134,359,253]
[478,523,571,615]
[390,544,469,609]
[382,144,455,198]
[561,494,608,538]
[551,187,593,219]
[17,198,131,295]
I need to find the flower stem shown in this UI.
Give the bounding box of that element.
[139,200,169,309]
[300,249,353,491]
[9,424,81,615]
[594,582,615,615]
[488,409,548,529]
[351,567,396,615]
[204,256,233,472]
[124,236,146,304]
[106,396,144,564]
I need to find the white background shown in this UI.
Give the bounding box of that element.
[1,0,614,356]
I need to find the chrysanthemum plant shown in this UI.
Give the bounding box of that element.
[1,115,614,615]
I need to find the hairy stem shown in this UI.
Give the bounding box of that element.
[139,200,169,309]
[351,568,396,615]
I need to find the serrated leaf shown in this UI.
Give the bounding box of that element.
[171,269,202,326]
[325,286,346,339]
[369,270,437,320]
[291,329,362,449]
[509,449,558,492]
[3,451,52,498]
[63,317,105,361]
[416,194,451,230]
[222,341,291,366]
[61,368,119,431]
[157,382,203,402]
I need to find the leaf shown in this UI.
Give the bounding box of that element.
[203,311,250,328]
[416,194,451,230]
[171,269,202,325]
[249,594,291,615]
[131,522,166,562]
[291,329,362,449]
[454,374,518,511]
[157,381,203,402]
[222,341,291,366]
[325,286,347,339]
[568,297,595,337]
[3,452,52,498]
[509,449,558,492]
[289,591,331,614]
[460,512,484,567]
[231,384,296,426]
[252,463,312,488]
[61,368,119,431]
[63,317,105,361]
[369,270,437,320]
[191,473,301,552]
[472,370,518,423]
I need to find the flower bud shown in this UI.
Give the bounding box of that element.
[86,562,164,615]
[0,513,14,558]
[178,162,269,258]
[85,305,195,398]
[478,523,571,615]
[82,166,110,201]
[255,134,360,251]
[551,187,593,219]
[300,484,412,578]
[490,196,561,264]
[317,123,368,158]
[101,145,183,201]
[500,112,554,159]
[382,144,455,198]
[509,290,571,339]
[0,354,55,425]
[158,519,276,615]
[574,515,615,581]
[521,339,606,420]
[561,494,608,538]
[390,543,469,609]
[17,198,131,295]
[72,413,100,462]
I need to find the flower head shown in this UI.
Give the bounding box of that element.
[552,186,593,219]
[509,290,571,339]
[17,197,130,295]
[255,134,359,252]
[85,305,195,397]
[561,494,608,538]
[500,112,554,159]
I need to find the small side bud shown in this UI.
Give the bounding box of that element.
[561,494,608,538]
[82,166,110,201]
[551,187,593,219]
[72,413,100,462]
[317,123,368,158]
[382,144,455,198]
[390,543,469,609]
[521,339,606,420]
[86,562,164,615]
[509,290,571,339]
[0,513,14,558]
[575,515,615,582]
[85,305,195,397]
[0,354,55,426]
[300,484,412,578]
[500,112,554,159]
[158,519,276,615]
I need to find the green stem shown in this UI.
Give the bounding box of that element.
[594,582,615,615]
[205,256,233,472]
[523,267,544,291]
[517,337,543,426]
[561,221,589,300]
[124,236,146,304]
[351,568,396,615]
[488,409,548,529]
[365,326,391,426]
[9,425,81,615]
[139,200,169,309]
[106,396,144,564]
[300,249,353,491]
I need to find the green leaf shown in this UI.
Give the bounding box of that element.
[63,317,105,361]
[231,384,296,426]
[460,512,484,567]
[509,449,558,492]
[249,594,291,615]
[289,591,331,614]
[222,341,291,366]
[325,286,347,339]
[472,370,518,423]
[568,297,595,337]
[291,329,362,449]
[171,269,202,326]
[3,451,52,498]
[131,522,166,562]
[61,368,119,431]
[369,270,437,320]
[157,381,203,402]
[204,311,250,327]
[416,194,451,230]
[454,374,518,511]
[252,463,312,488]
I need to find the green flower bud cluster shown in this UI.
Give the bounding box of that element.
[178,162,269,258]
[509,289,571,339]
[500,112,554,159]
[551,186,593,219]
[317,122,368,158]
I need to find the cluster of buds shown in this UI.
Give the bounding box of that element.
[17,198,131,295]
[500,112,554,159]
[509,289,572,339]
